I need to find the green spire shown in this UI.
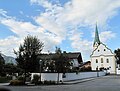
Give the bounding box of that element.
[93,24,101,46]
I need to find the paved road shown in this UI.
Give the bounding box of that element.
[1,75,120,91]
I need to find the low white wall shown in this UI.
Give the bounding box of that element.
[116,68,120,74]
[31,73,63,82]
[31,71,105,82]
[63,71,105,81]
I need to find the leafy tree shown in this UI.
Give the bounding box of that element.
[53,47,72,83]
[14,35,44,83]
[4,63,20,76]
[53,47,71,73]
[114,48,120,64]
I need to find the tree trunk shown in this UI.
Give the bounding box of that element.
[57,72,59,84]
[24,69,27,85]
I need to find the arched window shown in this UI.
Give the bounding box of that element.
[101,58,103,63]
[104,49,106,51]
[106,59,109,63]
[96,59,98,63]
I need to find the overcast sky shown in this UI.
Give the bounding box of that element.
[0,0,120,61]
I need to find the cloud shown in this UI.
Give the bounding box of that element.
[0,17,63,55]
[0,36,22,57]
[69,30,92,59]
[1,0,120,59]
[1,19,38,37]
[60,0,120,27]
[0,9,7,18]
[34,13,66,38]
[30,0,53,9]
[100,31,116,43]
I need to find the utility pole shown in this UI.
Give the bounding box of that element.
[96,66,99,77]
[39,60,42,82]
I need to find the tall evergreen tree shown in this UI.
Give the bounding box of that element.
[14,35,44,83]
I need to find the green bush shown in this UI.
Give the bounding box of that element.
[44,80,56,85]
[44,80,49,85]
[9,80,25,86]
[32,74,40,85]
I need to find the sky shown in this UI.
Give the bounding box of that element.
[0,0,120,61]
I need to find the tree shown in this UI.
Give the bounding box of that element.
[52,47,71,83]
[114,48,120,64]
[0,53,5,76]
[14,35,44,83]
[4,63,20,76]
[53,47,71,73]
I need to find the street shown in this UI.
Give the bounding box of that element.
[1,75,120,91]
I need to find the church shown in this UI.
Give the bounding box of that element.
[90,25,116,74]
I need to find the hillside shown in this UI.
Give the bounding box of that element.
[1,54,16,64]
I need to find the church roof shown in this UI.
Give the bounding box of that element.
[93,24,101,46]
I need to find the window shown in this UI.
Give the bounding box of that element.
[106,59,109,63]
[104,49,106,51]
[101,58,103,63]
[98,50,100,52]
[96,59,98,63]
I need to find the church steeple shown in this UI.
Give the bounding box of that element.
[93,24,101,49]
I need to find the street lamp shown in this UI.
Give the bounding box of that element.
[39,60,42,82]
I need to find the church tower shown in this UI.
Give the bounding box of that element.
[91,25,116,74]
[93,24,101,50]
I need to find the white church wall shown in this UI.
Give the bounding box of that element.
[91,44,116,74]
[92,44,114,57]
[91,56,116,74]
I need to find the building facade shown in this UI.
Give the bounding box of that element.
[39,52,83,72]
[91,25,116,74]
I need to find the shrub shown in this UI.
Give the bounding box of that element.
[0,77,12,83]
[32,74,40,85]
[17,76,24,81]
[9,80,25,86]
[44,80,50,85]
[44,80,56,85]
[50,81,56,85]
[37,81,43,85]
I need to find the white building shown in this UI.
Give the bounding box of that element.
[90,25,116,74]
